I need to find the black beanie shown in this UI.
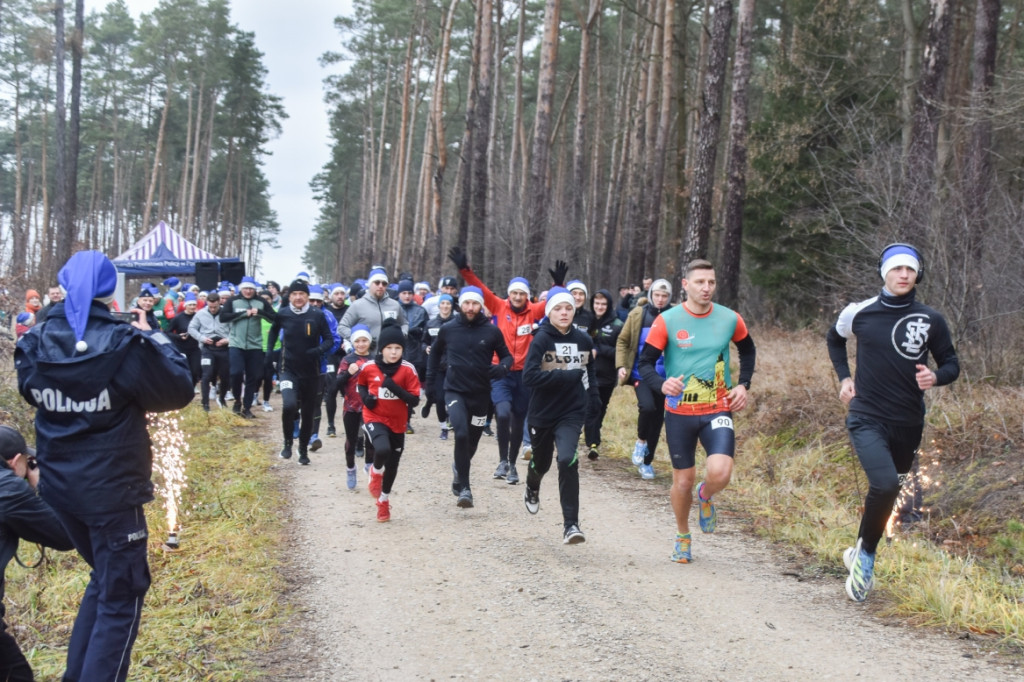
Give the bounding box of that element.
[398,279,414,293]
[377,319,406,350]
[289,279,310,295]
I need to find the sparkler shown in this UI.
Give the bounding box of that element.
[886,445,942,542]
[150,411,189,550]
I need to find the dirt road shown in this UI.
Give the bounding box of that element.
[257,411,1017,681]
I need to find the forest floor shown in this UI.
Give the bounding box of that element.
[252,407,1022,682]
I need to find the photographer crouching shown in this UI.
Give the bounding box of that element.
[14,250,194,682]
[0,425,74,682]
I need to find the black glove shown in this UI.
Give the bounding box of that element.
[549,260,569,287]
[563,368,584,383]
[362,393,378,410]
[448,246,469,270]
[488,364,509,380]
[306,347,322,359]
[382,376,401,394]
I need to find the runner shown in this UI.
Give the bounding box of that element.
[339,267,408,343]
[357,321,421,522]
[422,294,456,440]
[616,279,674,479]
[323,283,350,436]
[826,243,959,601]
[189,291,231,411]
[522,287,599,545]
[426,286,512,509]
[449,246,565,484]
[221,276,275,418]
[567,279,594,332]
[396,279,429,433]
[266,280,336,466]
[337,324,375,489]
[584,289,624,460]
[638,259,756,564]
[168,292,201,385]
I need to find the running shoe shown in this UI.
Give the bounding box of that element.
[225,390,235,402]
[216,395,226,408]
[524,485,540,515]
[631,441,648,466]
[451,463,461,497]
[309,436,322,452]
[202,403,210,412]
[346,468,357,490]
[241,409,255,420]
[506,465,520,485]
[563,524,586,545]
[327,426,337,437]
[421,402,432,419]
[298,450,310,466]
[376,499,391,523]
[355,445,364,458]
[844,538,876,602]
[232,401,242,416]
[368,467,383,499]
[262,401,274,412]
[587,444,599,461]
[493,460,510,479]
[482,424,494,437]
[457,488,474,508]
[440,427,448,441]
[406,423,415,435]
[639,463,655,480]
[671,533,692,563]
[697,482,717,533]
[279,441,293,460]
[521,445,532,461]
[363,462,371,474]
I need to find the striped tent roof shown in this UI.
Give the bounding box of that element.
[115,221,220,261]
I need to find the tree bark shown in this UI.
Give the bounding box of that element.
[719,0,756,308]
[524,0,562,284]
[53,0,69,273]
[642,0,674,278]
[681,0,733,264]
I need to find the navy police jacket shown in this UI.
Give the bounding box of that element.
[14,301,194,514]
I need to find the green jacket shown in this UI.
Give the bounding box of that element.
[221,295,275,350]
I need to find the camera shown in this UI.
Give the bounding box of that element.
[27,455,37,470]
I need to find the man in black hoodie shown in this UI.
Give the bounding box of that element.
[266,280,336,465]
[522,287,599,545]
[426,286,512,509]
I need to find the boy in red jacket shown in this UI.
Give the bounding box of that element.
[357,320,421,522]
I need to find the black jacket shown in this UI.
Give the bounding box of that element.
[524,321,599,427]
[15,301,195,513]
[0,466,74,624]
[427,313,511,396]
[267,305,336,378]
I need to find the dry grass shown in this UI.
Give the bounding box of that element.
[5,405,288,680]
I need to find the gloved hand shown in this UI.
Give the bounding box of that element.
[306,347,322,359]
[549,260,569,287]
[362,393,378,410]
[448,245,469,270]
[488,364,509,380]
[382,376,401,394]
[563,368,584,383]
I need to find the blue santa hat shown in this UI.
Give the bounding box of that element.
[239,276,259,291]
[58,250,118,353]
[458,286,485,307]
[163,277,182,291]
[507,277,530,296]
[183,292,198,304]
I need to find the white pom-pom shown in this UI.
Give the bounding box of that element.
[75,340,88,352]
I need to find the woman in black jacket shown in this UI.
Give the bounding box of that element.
[584,289,623,460]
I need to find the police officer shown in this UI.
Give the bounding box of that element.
[15,250,194,682]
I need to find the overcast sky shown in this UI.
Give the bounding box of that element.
[124,0,353,286]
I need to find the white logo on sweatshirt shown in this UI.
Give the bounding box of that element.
[31,388,112,413]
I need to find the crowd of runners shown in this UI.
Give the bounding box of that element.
[2,242,959,680]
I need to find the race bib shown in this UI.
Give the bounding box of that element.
[384,311,397,320]
[429,328,439,337]
[326,365,335,373]
[711,416,734,430]
[517,324,532,336]
[379,387,398,400]
[471,415,488,427]
[201,358,211,366]
[279,380,294,390]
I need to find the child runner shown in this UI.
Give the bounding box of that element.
[337,324,374,489]
[356,321,421,522]
[522,287,600,544]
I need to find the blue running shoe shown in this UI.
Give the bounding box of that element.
[639,463,655,480]
[346,468,357,490]
[697,482,717,533]
[671,533,692,563]
[631,440,647,466]
[844,538,876,602]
